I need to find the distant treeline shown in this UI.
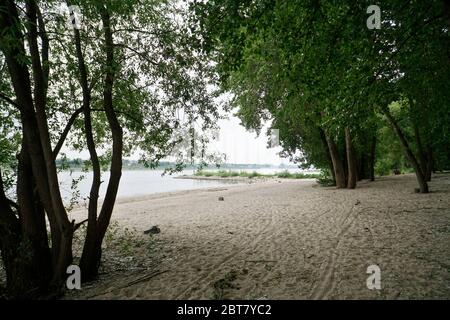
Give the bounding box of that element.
[195,170,320,180]
[55,158,299,171]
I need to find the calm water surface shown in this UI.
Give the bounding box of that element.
[58,168,313,202]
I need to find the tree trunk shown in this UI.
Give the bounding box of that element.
[24,4,74,284]
[96,5,124,275]
[319,128,336,184]
[0,0,73,295]
[425,145,433,181]
[17,144,53,292]
[67,1,103,282]
[1,155,53,298]
[342,146,348,183]
[79,5,123,281]
[413,122,429,180]
[345,127,357,189]
[382,107,429,193]
[357,152,365,181]
[325,133,346,188]
[0,168,23,296]
[369,136,376,181]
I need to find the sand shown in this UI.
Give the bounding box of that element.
[68,173,450,300]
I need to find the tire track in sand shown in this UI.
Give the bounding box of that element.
[310,204,360,300]
[173,197,277,299]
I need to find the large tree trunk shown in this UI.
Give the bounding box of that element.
[325,133,346,188]
[17,144,53,292]
[0,169,23,296]
[24,3,74,286]
[0,154,52,299]
[345,127,357,189]
[0,0,73,295]
[382,107,429,193]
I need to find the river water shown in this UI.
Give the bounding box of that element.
[58,167,312,202]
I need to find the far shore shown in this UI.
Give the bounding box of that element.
[176,169,321,182]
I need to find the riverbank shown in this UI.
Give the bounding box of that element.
[174,169,321,183]
[187,169,320,179]
[67,173,450,299]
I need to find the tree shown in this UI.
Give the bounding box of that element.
[191,0,450,192]
[0,0,219,297]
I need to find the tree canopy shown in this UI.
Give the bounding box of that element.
[190,0,450,191]
[0,0,220,297]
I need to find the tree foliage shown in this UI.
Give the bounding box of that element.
[0,0,219,297]
[191,0,450,191]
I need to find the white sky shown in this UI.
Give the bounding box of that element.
[211,116,292,165]
[62,115,294,165]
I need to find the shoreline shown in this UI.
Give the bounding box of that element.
[174,175,271,182]
[70,176,321,213]
[174,174,319,183]
[68,179,256,212]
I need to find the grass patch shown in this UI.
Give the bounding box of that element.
[71,220,157,273]
[104,221,149,256]
[275,170,320,179]
[212,270,239,299]
[195,170,266,178]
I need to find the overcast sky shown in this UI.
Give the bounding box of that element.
[62,115,294,165]
[211,116,292,165]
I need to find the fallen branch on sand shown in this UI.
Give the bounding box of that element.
[125,270,170,287]
[85,270,170,299]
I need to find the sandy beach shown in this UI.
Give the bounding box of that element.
[67,174,450,300]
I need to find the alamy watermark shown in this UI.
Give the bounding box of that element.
[269,129,279,148]
[366,5,381,30]
[66,264,81,290]
[366,264,381,290]
[60,4,82,30]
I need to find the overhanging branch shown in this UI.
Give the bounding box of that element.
[53,107,83,160]
[0,91,21,109]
